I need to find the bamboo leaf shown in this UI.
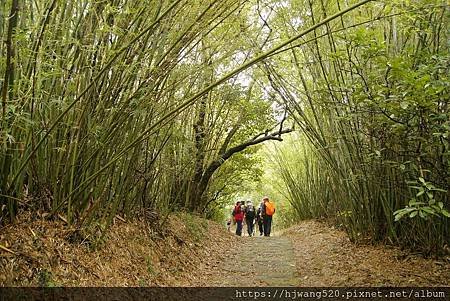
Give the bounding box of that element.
[409,210,418,218]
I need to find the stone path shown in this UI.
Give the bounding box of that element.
[208,236,299,286]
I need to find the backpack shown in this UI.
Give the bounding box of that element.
[265,201,275,216]
[245,205,255,219]
[232,205,241,216]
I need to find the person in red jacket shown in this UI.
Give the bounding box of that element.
[232,201,245,236]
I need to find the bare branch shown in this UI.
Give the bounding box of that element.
[200,128,294,192]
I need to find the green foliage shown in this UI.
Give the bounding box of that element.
[0,0,279,227]
[1,0,447,255]
[261,0,449,254]
[182,213,208,242]
[263,134,331,222]
[145,256,156,276]
[138,278,147,287]
[394,178,449,221]
[38,269,58,287]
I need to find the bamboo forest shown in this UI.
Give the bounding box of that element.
[0,0,449,292]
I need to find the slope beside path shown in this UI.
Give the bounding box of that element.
[283,220,449,286]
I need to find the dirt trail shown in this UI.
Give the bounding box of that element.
[195,220,449,287]
[206,236,298,286]
[2,214,448,287]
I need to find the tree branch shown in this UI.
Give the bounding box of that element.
[219,123,240,155]
[201,184,227,213]
[221,128,293,161]
[199,128,293,193]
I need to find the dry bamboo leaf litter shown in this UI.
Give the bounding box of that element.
[0,212,236,286]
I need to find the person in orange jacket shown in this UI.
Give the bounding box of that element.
[261,197,275,236]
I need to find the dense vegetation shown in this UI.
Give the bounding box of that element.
[1,0,448,254]
[261,0,449,254]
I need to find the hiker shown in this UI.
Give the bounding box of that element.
[262,197,275,236]
[256,201,264,236]
[244,200,256,236]
[241,203,248,236]
[232,201,244,236]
